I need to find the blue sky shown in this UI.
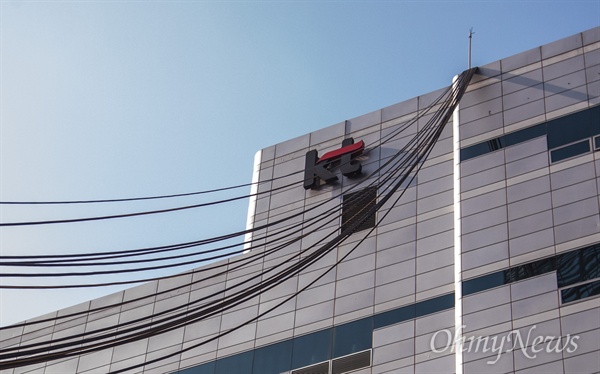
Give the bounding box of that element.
[1,1,598,326]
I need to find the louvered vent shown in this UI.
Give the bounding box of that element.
[291,361,329,374]
[331,350,371,374]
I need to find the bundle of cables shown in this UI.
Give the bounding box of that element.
[0,68,475,372]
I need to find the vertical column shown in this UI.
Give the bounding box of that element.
[244,150,262,252]
[452,75,464,374]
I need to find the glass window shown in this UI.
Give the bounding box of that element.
[590,105,600,136]
[462,271,506,296]
[291,361,329,374]
[557,244,600,288]
[332,317,373,358]
[342,187,377,233]
[486,138,504,152]
[595,136,600,150]
[503,123,546,147]
[561,280,600,303]
[460,139,503,161]
[460,123,549,162]
[291,329,332,369]
[177,362,215,374]
[215,351,253,374]
[507,257,557,283]
[252,340,292,374]
[415,293,454,317]
[547,109,592,149]
[550,140,590,163]
[373,304,415,329]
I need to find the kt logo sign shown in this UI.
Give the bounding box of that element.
[303,138,365,190]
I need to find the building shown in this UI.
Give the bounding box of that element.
[1,26,599,374]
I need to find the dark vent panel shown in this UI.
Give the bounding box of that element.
[331,350,371,374]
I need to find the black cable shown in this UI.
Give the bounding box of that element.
[0,175,384,362]
[0,83,451,226]
[0,70,473,370]
[0,82,449,207]
[0,70,466,298]
[0,82,450,267]
[0,68,472,338]
[113,99,463,372]
[0,93,441,275]
[0,68,474,367]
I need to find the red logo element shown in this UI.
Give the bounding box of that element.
[317,140,365,164]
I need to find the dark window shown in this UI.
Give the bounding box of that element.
[291,329,332,369]
[373,304,415,329]
[460,105,600,162]
[464,257,559,296]
[561,280,600,303]
[507,257,557,283]
[460,124,548,162]
[595,136,600,150]
[462,271,507,296]
[504,123,546,147]
[215,351,253,374]
[557,244,600,288]
[177,361,215,374]
[486,138,504,151]
[547,109,592,149]
[333,317,373,358]
[291,361,329,374]
[252,340,293,374]
[550,140,590,162]
[342,187,377,233]
[591,105,600,135]
[415,293,454,317]
[460,140,503,161]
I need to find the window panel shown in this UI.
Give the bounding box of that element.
[460,106,600,162]
[252,340,293,374]
[460,139,504,161]
[591,105,600,135]
[561,280,600,303]
[215,351,253,374]
[291,329,332,369]
[550,140,590,163]
[547,109,592,149]
[373,304,415,329]
[177,361,215,374]
[332,317,373,358]
[291,361,329,374]
[462,271,506,296]
[503,123,546,147]
[507,257,557,283]
[415,293,454,317]
[557,244,600,288]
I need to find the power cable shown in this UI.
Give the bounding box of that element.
[0,83,451,226]
[0,68,474,370]
[86,68,474,373]
[0,68,474,364]
[0,88,447,275]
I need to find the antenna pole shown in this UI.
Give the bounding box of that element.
[468,28,474,69]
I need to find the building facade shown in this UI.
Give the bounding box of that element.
[1,26,599,374]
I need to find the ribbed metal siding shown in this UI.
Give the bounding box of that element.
[331,350,371,374]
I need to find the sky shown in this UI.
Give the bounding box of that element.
[0,1,598,327]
